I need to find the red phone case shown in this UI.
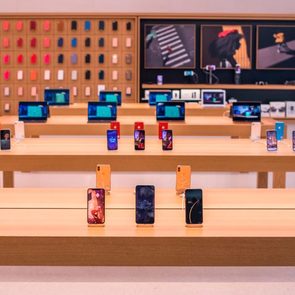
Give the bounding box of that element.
[110,121,120,138]
[134,122,144,130]
[17,54,23,64]
[17,38,23,48]
[158,122,168,139]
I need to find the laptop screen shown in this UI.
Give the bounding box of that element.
[232,102,261,122]
[99,91,122,106]
[18,102,49,121]
[149,91,172,106]
[44,89,70,106]
[156,102,185,121]
[88,102,117,121]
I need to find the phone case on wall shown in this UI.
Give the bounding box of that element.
[99,20,104,31]
[85,70,91,80]
[126,22,132,31]
[72,86,78,97]
[43,20,51,32]
[71,20,77,31]
[31,86,37,96]
[125,54,132,64]
[3,37,9,48]
[112,37,118,48]
[57,20,64,32]
[112,71,118,80]
[112,54,118,64]
[71,38,77,48]
[44,54,50,65]
[30,54,37,64]
[84,20,91,31]
[3,54,10,64]
[176,165,191,194]
[43,37,50,48]
[30,20,37,31]
[31,37,37,48]
[85,86,91,96]
[71,53,78,65]
[57,70,64,81]
[17,54,24,64]
[58,54,64,64]
[17,38,23,48]
[17,87,24,96]
[4,70,10,81]
[17,70,23,80]
[57,37,63,48]
[112,21,118,31]
[99,70,104,80]
[71,70,78,81]
[125,71,132,81]
[44,70,51,80]
[125,37,132,48]
[99,37,104,47]
[2,21,9,31]
[85,54,91,64]
[85,37,91,47]
[96,164,111,192]
[99,54,104,64]
[16,20,23,31]
[4,87,10,96]
[126,87,132,96]
[30,70,37,81]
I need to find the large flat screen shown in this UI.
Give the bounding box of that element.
[232,102,261,122]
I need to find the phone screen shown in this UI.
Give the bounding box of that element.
[107,129,118,150]
[162,130,173,150]
[0,129,11,150]
[87,188,105,225]
[267,130,277,151]
[292,130,295,151]
[185,189,203,225]
[136,185,155,224]
[134,130,145,150]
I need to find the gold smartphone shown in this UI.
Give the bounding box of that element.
[96,164,111,193]
[176,165,191,195]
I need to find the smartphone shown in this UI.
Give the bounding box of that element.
[0,129,11,150]
[275,122,285,141]
[185,189,203,226]
[162,129,173,150]
[266,130,278,151]
[176,165,191,194]
[134,121,144,130]
[107,129,118,150]
[96,164,111,192]
[135,185,155,225]
[158,122,168,139]
[134,129,145,151]
[292,130,295,151]
[110,121,120,138]
[87,188,105,225]
[250,122,261,141]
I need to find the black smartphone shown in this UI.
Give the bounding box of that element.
[134,129,145,151]
[136,185,155,225]
[99,54,104,64]
[112,21,118,31]
[292,130,295,151]
[107,129,118,150]
[71,20,77,31]
[162,129,173,150]
[87,188,105,225]
[0,129,11,150]
[99,37,104,47]
[98,70,104,80]
[185,189,203,226]
[266,130,278,151]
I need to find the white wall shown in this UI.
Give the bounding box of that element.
[0,0,295,14]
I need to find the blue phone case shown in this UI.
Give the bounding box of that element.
[275,122,285,140]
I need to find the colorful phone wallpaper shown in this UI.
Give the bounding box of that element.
[162,130,173,150]
[267,130,277,151]
[136,185,155,224]
[87,189,105,224]
[0,130,11,150]
[107,130,118,150]
[134,130,145,150]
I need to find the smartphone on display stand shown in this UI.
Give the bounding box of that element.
[162,129,173,150]
[250,122,261,141]
[107,129,118,150]
[134,122,144,130]
[275,122,285,141]
[176,165,191,195]
[0,129,11,150]
[110,121,120,138]
[185,189,203,227]
[96,164,111,193]
[158,122,168,139]
[292,130,295,151]
[266,130,278,151]
[87,188,105,226]
[134,129,145,150]
[135,185,155,226]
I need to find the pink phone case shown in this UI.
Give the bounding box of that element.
[43,37,50,48]
[3,54,10,64]
[44,54,50,65]
[3,37,9,48]
[2,21,9,31]
[4,70,10,80]
[16,21,23,31]
[43,20,51,32]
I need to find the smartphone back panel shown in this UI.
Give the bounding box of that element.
[96,164,111,192]
[176,165,191,194]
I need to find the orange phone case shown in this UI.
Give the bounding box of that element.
[96,164,111,193]
[176,165,191,194]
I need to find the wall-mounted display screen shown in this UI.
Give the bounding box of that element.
[144,24,196,69]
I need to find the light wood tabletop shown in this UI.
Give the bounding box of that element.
[0,188,295,266]
[0,137,294,188]
[0,115,275,138]
[49,103,228,116]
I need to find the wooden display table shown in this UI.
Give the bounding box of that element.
[0,188,295,266]
[0,115,275,138]
[0,137,294,188]
[49,103,227,117]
